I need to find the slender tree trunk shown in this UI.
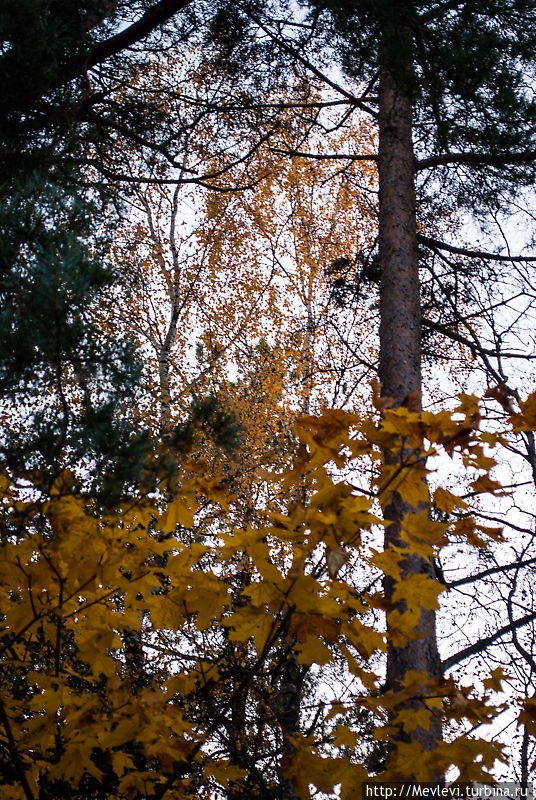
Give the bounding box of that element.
[159,307,179,431]
[521,722,529,787]
[158,185,182,432]
[278,653,304,800]
[276,302,315,799]
[377,28,442,754]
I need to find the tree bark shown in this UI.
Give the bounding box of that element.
[377,68,420,403]
[275,302,315,800]
[377,26,443,755]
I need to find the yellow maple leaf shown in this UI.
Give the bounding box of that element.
[295,635,333,666]
[519,697,536,734]
[393,706,434,733]
[281,736,348,797]
[392,573,444,612]
[146,587,186,630]
[469,473,507,496]
[511,390,536,430]
[483,666,508,692]
[433,486,467,513]
[224,605,276,654]
[400,510,449,555]
[158,494,196,534]
[333,725,359,748]
[342,619,385,658]
[386,609,420,647]
[370,546,405,581]
[384,740,433,780]
[243,578,281,608]
[290,611,339,641]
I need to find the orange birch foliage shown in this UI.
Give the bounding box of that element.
[92,118,381,788]
[103,101,378,483]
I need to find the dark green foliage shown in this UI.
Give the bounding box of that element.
[0,0,114,181]
[0,0,186,193]
[0,0,245,507]
[306,0,536,206]
[0,3,163,500]
[173,392,241,453]
[0,173,152,499]
[325,252,379,309]
[200,0,536,210]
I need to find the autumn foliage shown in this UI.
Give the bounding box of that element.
[1,385,533,798]
[3,2,536,797]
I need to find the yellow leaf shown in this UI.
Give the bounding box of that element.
[433,486,467,513]
[394,706,434,733]
[511,391,536,430]
[243,579,282,608]
[342,620,385,658]
[185,577,229,629]
[111,751,134,776]
[392,573,445,612]
[377,461,430,508]
[339,764,372,800]
[158,494,196,534]
[295,636,333,665]
[339,644,378,689]
[483,667,508,692]
[384,740,433,780]
[519,697,536,734]
[290,612,340,643]
[469,474,507,496]
[451,516,504,547]
[387,609,420,647]
[146,587,186,630]
[325,546,349,578]
[333,725,359,748]
[224,605,276,654]
[281,736,348,797]
[400,510,449,556]
[371,546,406,581]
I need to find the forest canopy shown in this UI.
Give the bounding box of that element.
[2,2,536,798]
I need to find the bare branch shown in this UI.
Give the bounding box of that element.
[270,147,377,163]
[443,611,536,671]
[422,317,536,359]
[245,10,378,119]
[86,0,194,71]
[416,150,536,171]
[447,557,536,589]
[418,233,536,263]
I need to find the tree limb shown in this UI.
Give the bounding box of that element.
[59,0,194,86]
[416,150,536,171]
[418,233,536,263]
[269,147,377,163]
[443,611,536,671]
[422,316,536,359]
[0,700,35,800]
[447,556,536,589]
[86,0,194,70]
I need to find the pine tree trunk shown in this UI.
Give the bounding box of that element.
[377,68,420,404]
[377,34,443,754]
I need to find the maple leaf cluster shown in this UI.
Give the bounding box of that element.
[1,390,534,798]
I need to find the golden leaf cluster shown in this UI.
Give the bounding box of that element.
[0,390,531,797]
